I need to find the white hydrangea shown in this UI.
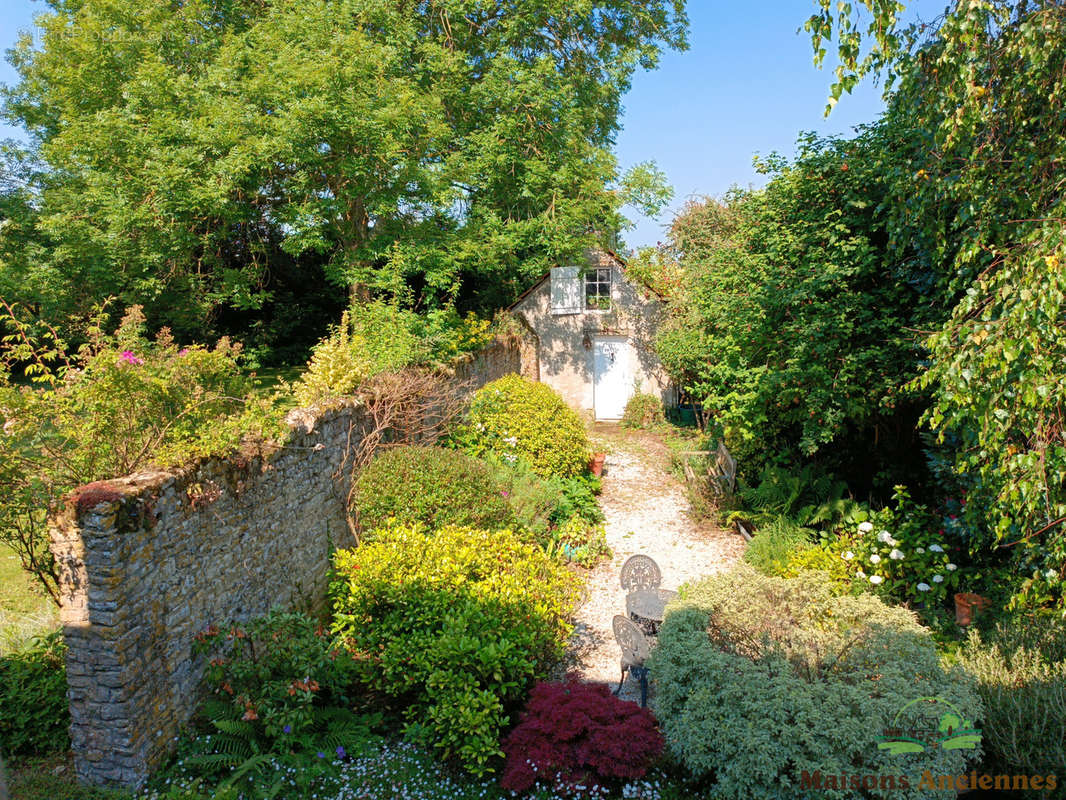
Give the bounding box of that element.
[869,554,882,564]
[889,549,905,560]
[869,575,884,585]
[946,563,957,571]
[932,574,944,583]
[928,544,945,553]
[842,551,855,561]
[917,582,931,592]
[858,521,874,533]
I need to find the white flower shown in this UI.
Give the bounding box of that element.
[929,544,944,553]
[1046,569,1058,581]
[869,554,881,564]
[842,551,855,561]
[917,582,931,592]
[932,574,944,583]
[858,521,874,533]
[503,435,518,447]
[946,563,957,571]
[877,530,893,543]
[856,569,867,579]
[915,547,925,554]
[889,549,905,560]
[869,575,884,585]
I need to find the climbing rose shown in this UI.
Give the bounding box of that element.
[843,551,855,561]
[869,554,882,564]
[932,575,944,583]
[929,544,945,553]
[858,522,874,533]
[889,549,904,560]
[869,575,884,585]
[946,563,957,571]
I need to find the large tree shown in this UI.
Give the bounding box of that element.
[808,0,1066,601]
[2,0,683,335]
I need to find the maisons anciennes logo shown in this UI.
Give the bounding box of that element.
[799,696,1058,794]
[875,696,981,754]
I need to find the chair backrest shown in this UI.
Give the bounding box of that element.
[612,614,651,667]
[620,554,661,593]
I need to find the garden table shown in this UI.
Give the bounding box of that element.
[625,588,678,635]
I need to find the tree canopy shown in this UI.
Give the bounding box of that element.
[2,0,683,338]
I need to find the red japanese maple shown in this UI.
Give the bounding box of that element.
[501,677,664,793]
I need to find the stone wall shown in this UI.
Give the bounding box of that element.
[48,341,519,788]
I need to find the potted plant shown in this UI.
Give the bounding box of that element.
[589,452,606,477]
[954,592,990,626]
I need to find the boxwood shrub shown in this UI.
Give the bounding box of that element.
[465,375,590,478]
[650,568,983,800]
[352,446,512,533]
[330,522,580,775]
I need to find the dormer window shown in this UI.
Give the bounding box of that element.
[585,268,612,311]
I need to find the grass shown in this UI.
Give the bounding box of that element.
[0,543,59,655]
[8,754,132,800]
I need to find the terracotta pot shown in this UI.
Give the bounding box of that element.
[589,453,606,477]
[954,592,990,626]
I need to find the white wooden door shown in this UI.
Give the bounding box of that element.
[593,336,631,420]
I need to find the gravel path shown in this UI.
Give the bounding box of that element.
[564,425,744,704]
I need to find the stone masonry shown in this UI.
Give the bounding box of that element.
[48,341,519,788]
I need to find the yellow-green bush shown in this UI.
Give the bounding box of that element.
[784,546,857,597]
[464,375,590,478]
[330,522,580,775]
[650,568,983,800]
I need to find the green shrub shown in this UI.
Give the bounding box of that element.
[352,447,512,534]
[462,375,590,478]
[621,392,665,428]
[553,515,612,568]
[481,456,560,542]
[151,610,380,799]
[330,522,580,775]
[958,615,1066,777]
[478,457,603,548]
[294,303,492,407]
[650,568,983,800]
[742,516,814,576]
[0,632,69,757]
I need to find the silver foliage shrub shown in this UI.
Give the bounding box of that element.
[650,568,983,799]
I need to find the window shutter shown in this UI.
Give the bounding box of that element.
[550,266,582,314]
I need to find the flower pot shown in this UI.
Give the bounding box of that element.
[954,592,990,626]
[589,453,606,477]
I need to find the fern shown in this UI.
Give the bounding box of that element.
[184,751,248,769]
[212,719,256,738]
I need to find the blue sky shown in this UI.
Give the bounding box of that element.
[0,0,890,247]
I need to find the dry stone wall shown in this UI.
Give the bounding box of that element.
[48,341,519,788]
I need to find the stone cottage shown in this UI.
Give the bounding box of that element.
[509,249,675,420]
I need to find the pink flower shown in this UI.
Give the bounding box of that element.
[120,350,144,366]
[178,348,189,356]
